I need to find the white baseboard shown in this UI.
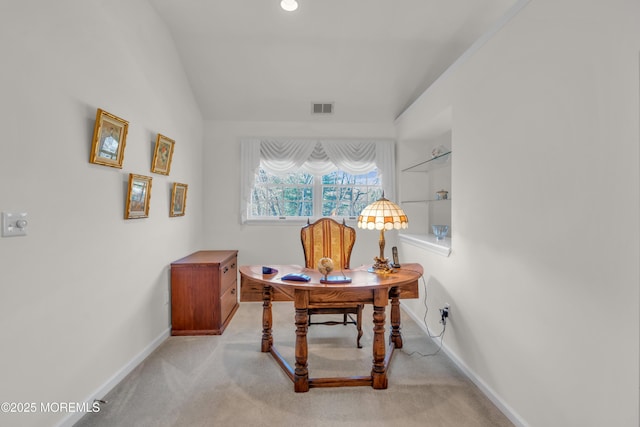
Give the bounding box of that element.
[401,304,529,427]
[55,327,171,427]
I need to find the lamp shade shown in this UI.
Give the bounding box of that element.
[357,197,408,231]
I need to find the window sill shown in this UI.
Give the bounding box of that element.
[398,233,451,257]
[244,217,359,226]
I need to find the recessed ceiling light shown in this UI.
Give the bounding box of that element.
[280,0,298,12]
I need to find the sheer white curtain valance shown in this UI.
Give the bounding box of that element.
[240,138,396,222]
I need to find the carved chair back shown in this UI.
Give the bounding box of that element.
[300,217,356,272]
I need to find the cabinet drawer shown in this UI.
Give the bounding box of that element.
[220,280,238,323]
[170,250,238,336]
[220,256,237,294]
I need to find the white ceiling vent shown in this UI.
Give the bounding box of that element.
[311,102,334,114]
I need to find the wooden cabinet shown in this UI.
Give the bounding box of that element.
[170,250,238,335]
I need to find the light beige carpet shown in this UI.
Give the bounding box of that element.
[75,302,513,427]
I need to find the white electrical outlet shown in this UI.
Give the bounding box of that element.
[1,212,28,237]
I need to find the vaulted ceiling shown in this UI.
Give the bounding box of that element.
[149,0,518,123]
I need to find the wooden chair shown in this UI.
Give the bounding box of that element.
[300,217,363,348]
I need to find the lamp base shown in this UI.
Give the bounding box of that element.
[368,257,396,274]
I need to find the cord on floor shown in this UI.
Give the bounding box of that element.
[401,274,447,357]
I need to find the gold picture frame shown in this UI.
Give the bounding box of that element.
[125,174,153,219]
[89,108,129,168]
[170,183,188,217]
[151,134,175,175]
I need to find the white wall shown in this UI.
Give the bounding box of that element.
[2,1,637,426]
[202,120,397,268]
[0,2,203,426]
[396,1,640,426]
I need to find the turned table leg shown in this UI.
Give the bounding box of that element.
[261,285,273,352]
[371,289,388,389]
[294,290,310,392]
[389,287,403,349]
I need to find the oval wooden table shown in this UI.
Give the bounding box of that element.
[239,263,423,392]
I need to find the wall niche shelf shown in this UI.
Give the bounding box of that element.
[401,198,452,204]
[399,233,451,257]
[401,151,451,173]
[399,140,451,254]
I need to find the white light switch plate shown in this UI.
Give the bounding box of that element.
[1,212,28,237]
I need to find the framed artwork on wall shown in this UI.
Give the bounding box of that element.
[170,183,188,217]
[125,174,153,219]
[151,134,175,175]
[89,108,129,168]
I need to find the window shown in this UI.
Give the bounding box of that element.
[241,138,395,223]
[249,167,383,219]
